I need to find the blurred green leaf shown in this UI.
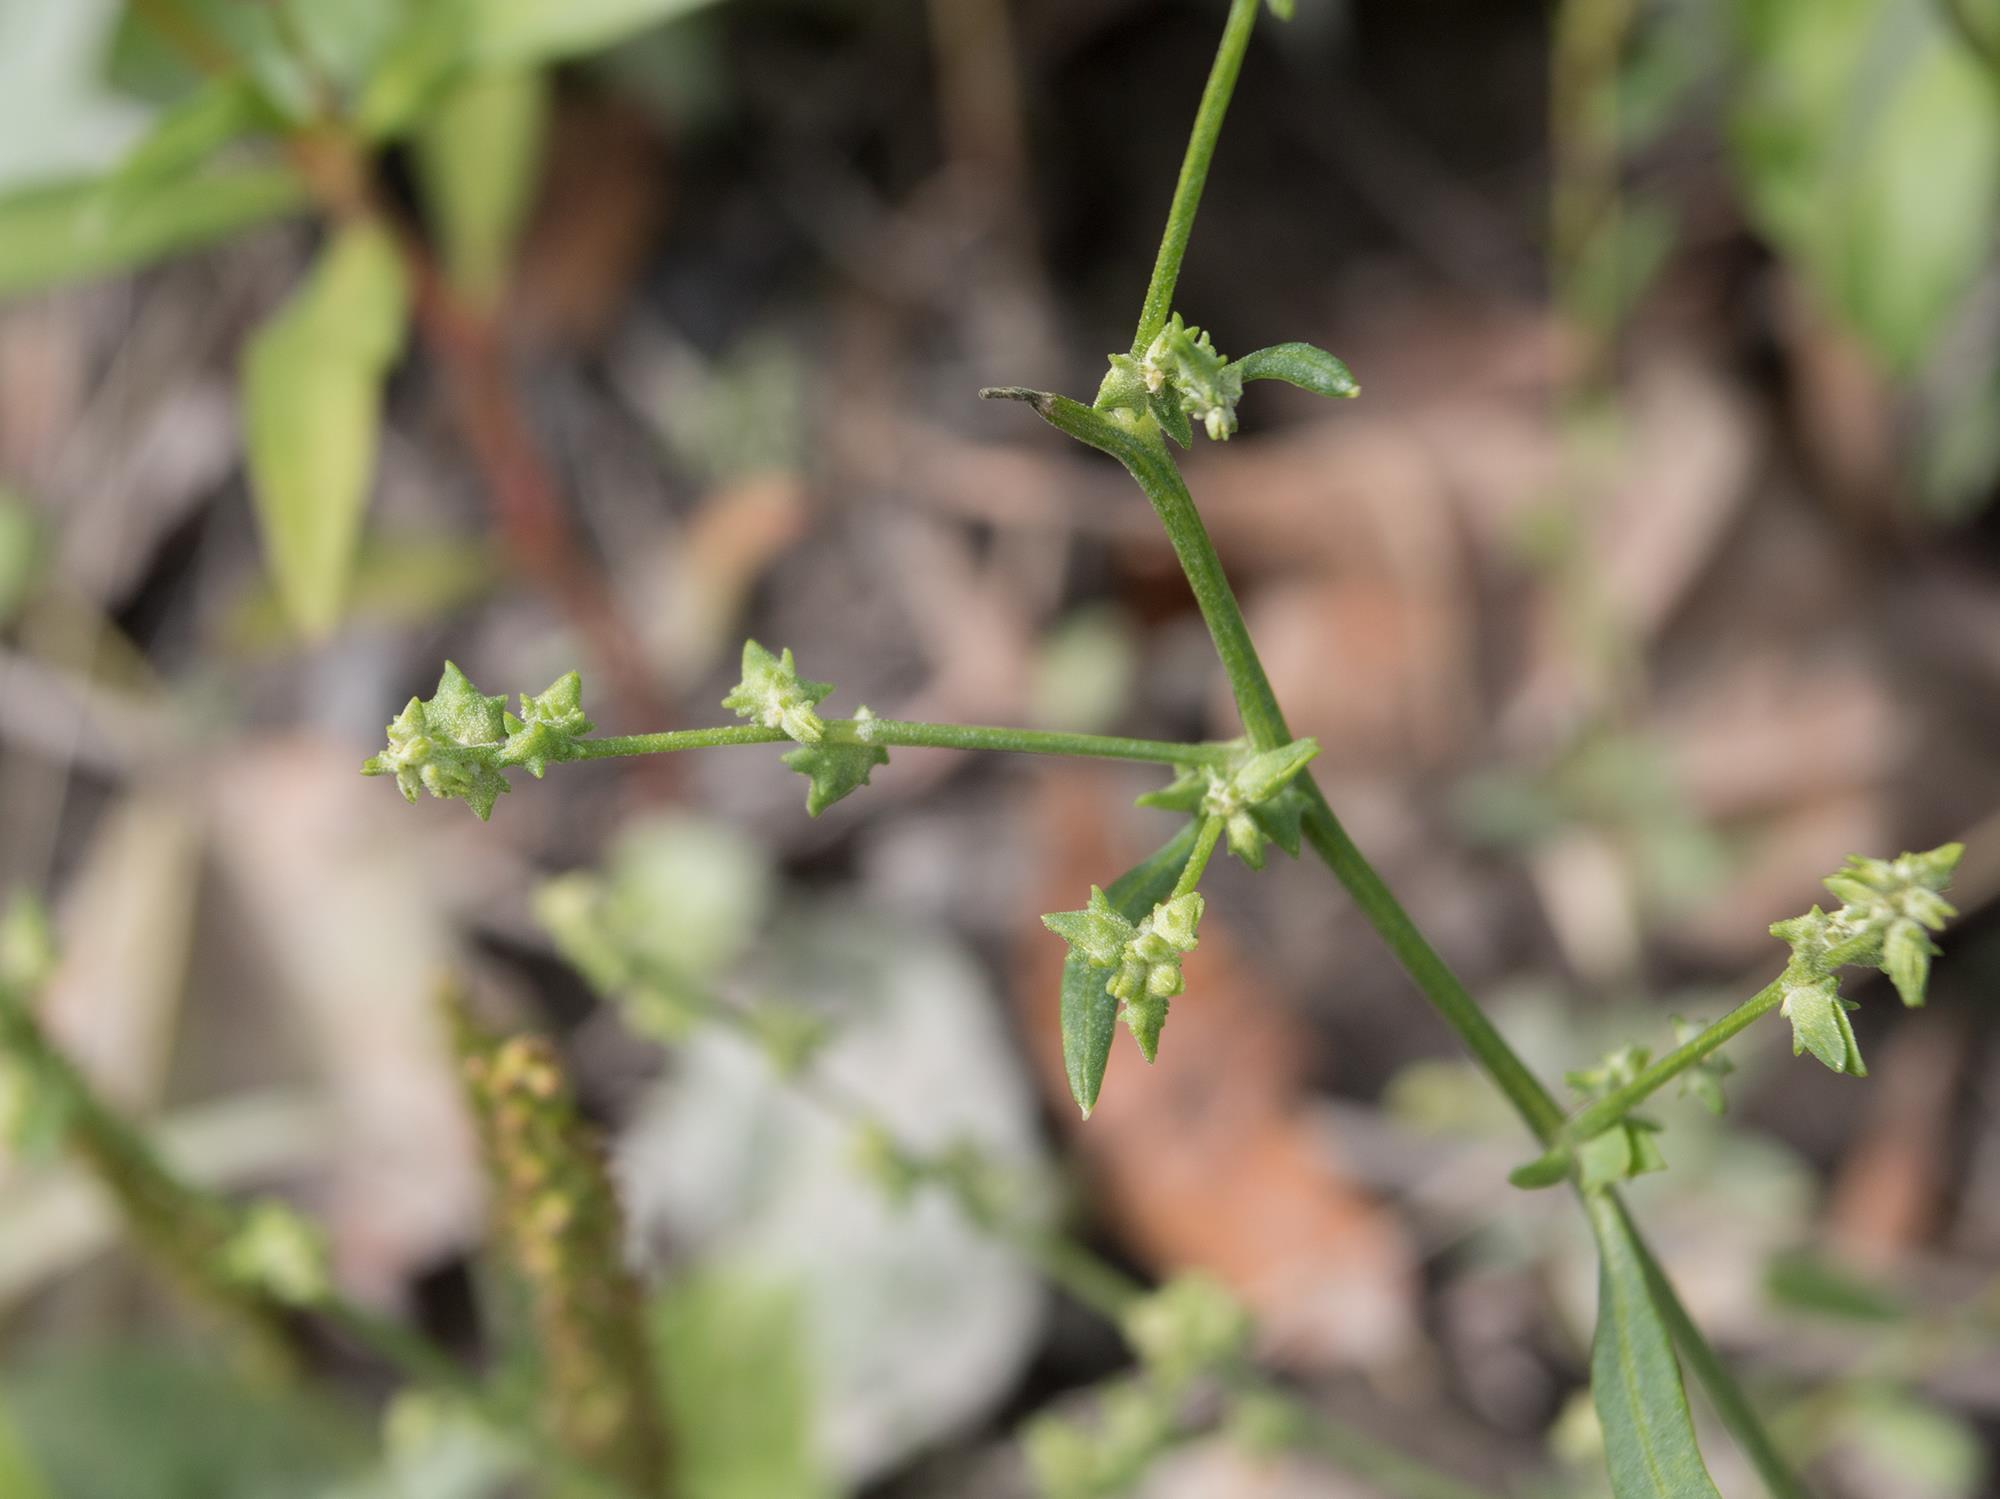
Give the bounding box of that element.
[107,0,316,121]
[1763,1249,1906,1323]
[242,221,409,640]
[221,535,500,652]
[652,1269,831,1499]
[0,167,306,300]
[1733,0,2000,371]
[1841,1386,1987,1497]
[4,1350,364,1499]
[467,0,728,67]
[1584,1192,1723,1499]
[0,1395,51,1499]
[111,76,271,189]
[354,0,475,141]
[413,67,549,307]
[0,491,43,627]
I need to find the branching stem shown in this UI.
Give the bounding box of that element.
[1172,814,1227,899]
[574,718,1234,767]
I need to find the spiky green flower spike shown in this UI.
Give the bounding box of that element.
[1768,842,1963,1076]
[721,641,834,744]
[501,671,595,779]
[364,662,512,820]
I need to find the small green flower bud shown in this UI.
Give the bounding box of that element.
[501,671,595,779]
[362,662,512,820]
[1043,888,1137,971]
[1670,1016,1733,1115]
[721,640,834,744]
[223,1200,332,1307]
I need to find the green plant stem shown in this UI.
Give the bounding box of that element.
[1019,2,1806,1477]
[1296,787,1571,1141]
[1563,979,1786,1145]
[1172,815,1226,899]
[571,717,1231,767]
[1129,0,1263,354]
[982,390,1287,751]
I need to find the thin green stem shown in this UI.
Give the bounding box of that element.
[1172,814,1227,899]
[1130,0,1263,354]
[570,717,1230,767]
[983,389,1287,751]
[1561,980,1786,1144]
[1297,784,1570,1143]
[993,1,1810,1488]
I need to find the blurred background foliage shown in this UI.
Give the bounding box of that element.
[2,0,2000,1496]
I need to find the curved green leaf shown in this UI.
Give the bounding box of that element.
[1060,822,1197,1118]
[242,223,409,640]
[0,168,306,300]
[1229,342,1359,399]
[1585,1192,1723,1499]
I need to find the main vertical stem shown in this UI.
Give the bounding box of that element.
[1130,0,1263,355]
[1100,5,1809,1492]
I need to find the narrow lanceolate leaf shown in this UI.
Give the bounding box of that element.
[1229,342,1360,399]
[0,169,306,301]
[413,67,550,307]
[242,223,409,639]
[1585,1192,1724,1499]
[1058,823,1197,1118]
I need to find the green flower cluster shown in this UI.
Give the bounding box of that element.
[1043,889,1205,1062]
[1770,843,1962,1076]
[1136,738,1318,868]
[363,663,595,820]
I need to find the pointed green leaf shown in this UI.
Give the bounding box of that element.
[413,66,549,307]
[243,222,409,639]
[1508,1145,1572,1190]
[1585,1191,1725,1499]
[111,78,272,190]
[1882,918,1935,1008]
[1229,342,1360,400]
[782,739,888,817]
[1266,0,1297,18]
[1781,978,1866,1076]
[0,168,306,301]
[1059,824,1197,1117]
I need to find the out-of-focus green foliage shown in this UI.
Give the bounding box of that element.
[652,1269,831,1499]
[3,1352,367,1499]
[242,222,409,640]
[412,67,549,308]
[1733,0,2000,373]
[0,168,306,298]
